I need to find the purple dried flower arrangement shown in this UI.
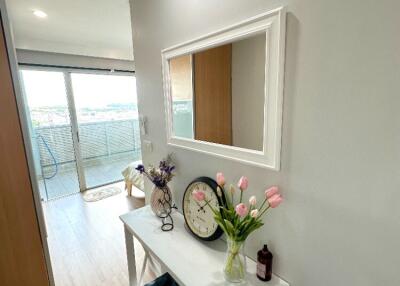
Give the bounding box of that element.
[135,155,175,189]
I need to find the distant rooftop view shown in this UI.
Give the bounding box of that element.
[22,70,138,127]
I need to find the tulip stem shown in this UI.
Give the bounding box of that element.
[258,198,267,213]
[203,199,218,214]
[240,190,243,203]
[258,205,271,218]
[223,187,231,209]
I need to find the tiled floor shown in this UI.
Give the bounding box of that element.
[43,182,154,286]
[84,157,135,188]
[38,157,137,201]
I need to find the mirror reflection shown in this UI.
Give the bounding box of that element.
[169,33,266,151]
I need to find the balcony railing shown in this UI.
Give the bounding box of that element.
[35,119,141,168]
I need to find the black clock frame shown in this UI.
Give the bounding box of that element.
[182,176,226,241]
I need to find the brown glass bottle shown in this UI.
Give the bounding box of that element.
[256,244,273,281]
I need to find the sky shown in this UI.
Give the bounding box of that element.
[21,70,137,109]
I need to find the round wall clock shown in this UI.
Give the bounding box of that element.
[182,177,226,241]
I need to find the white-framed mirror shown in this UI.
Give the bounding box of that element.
[162,7,286,170]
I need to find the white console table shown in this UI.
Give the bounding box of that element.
[120,206,289,286]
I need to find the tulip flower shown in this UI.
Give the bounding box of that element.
[250,209,259,218]
[238,176,248,203]
[235,203,248,217]
[267,194,283,208]
[216,172,226,186]
[227,184,235,205]
[229,184,235,194]
[265,186,279,199]
[249,195,257,206]
[217,186,222,197]
[192,189,205,201]
[237,176,249,191]
[257,186,280,212]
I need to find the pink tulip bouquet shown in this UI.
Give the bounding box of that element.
[192,172,283,282]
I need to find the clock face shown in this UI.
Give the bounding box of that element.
[182,177,224,241]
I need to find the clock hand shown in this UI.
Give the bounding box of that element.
[195,201,205,212]
[194,200,207,213]
[200,201,211,213]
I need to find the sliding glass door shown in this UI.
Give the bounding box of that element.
[20,70,81,200]
[20,67,141,200]
[70,73,141,189]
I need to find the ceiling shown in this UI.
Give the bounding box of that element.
[6,0,134,60]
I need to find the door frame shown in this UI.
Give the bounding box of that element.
[0,2,55,285]
[63,71,87,190]
[19,64,135,192]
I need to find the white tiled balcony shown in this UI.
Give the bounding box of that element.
[38,155,138,201]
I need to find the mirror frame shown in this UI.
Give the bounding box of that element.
[162,7,286,170]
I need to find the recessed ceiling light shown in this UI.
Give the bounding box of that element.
[33,10,47,19]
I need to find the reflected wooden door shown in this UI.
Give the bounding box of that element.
[193,44,232,145]
[0,17,49,286]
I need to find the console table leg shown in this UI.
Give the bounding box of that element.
[138,251,148,286]
[124,226,138,286]
[145,249,157,272]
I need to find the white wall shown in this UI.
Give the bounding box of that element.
[130,1,400,285]
[232,34,265,151]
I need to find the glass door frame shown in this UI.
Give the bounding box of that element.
[19,64,136,192]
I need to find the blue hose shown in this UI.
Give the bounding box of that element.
[37,134,58,180]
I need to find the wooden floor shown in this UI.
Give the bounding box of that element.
[43,182,153,286]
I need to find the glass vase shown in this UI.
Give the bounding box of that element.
[150,185,172,216]
[223,238,246,283]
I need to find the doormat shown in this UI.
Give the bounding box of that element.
[83,186,122,202]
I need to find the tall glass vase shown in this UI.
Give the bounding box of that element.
[223,238,246,283]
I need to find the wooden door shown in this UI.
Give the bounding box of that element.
[193,44,232,145]
[0,18,49,286]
